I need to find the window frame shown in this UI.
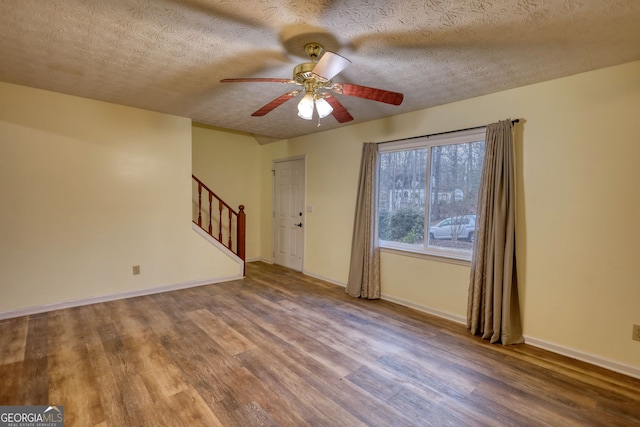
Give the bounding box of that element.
[377,127,486,263]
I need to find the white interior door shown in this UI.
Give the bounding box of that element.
[273,158,305,271]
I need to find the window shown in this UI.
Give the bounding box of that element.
[377,129,486,261]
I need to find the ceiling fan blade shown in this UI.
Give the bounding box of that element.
[323,95,354,123]
[221,78,294,84]
[332,83,404,105]
[251,91,300,117]
[312,51,351,81]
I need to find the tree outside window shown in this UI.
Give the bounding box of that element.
[378,131,485,260]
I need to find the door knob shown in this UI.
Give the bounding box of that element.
[295,223,303,227]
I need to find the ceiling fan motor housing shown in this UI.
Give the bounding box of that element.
[293,62,316,84]
[293,42,330,86]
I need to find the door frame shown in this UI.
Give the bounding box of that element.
[272,155,306,271]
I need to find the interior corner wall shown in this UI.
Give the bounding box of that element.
[191,124,262,261]
[257,61,640,372]
[0,82,239,315]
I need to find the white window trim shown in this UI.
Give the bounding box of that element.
[380,246,471,266]
[377,127,485,262]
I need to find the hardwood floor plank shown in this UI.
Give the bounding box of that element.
[154,317,273,426]
[47,309,86,354]
[232,400,276,427]
[186,308,257,356]
[85,339,112,380]
[0,362,23,405]
[154,387,226,427]
[96,370,146,427]
[472,379,600,426]
[377,349,480,399]
[211,363,300,426]
[155,320,233,404]
[200,295,297,359]
[280,346,421,426]
[0,317,28,405]
[371,344,590,426]
[1,261,638,426]
[345,364,490,426]
[596,397,640,426]
[403,329,604,414]
[48,345,106,426]
[281,297,408,353]
[122,332,188,401]
[0,316,28,364]
[110,299,154,339]
[20,315,49,405]
[237,348,368,427]
[507,343,640,400]
[96,322,154,425]
[216,292,364,378]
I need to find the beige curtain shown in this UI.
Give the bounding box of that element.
[346,143,381,299]
[467,120,523,345]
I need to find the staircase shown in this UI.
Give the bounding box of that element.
[192,175,246,273]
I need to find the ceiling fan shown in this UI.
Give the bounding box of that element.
[220,42,404,123]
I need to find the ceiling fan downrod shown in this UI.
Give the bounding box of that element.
[293,42,325,84]
[304,42,324,61]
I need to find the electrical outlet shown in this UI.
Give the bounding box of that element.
[132,265,140,275]
[633,324,640,342]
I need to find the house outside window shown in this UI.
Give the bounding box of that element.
[377,128,486,261]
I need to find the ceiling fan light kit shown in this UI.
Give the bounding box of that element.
[297,93,315,120]
[221,42,404,124]
[296,93,333,121]
[314,97,333,118]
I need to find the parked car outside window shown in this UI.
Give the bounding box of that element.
[428,215,476,242]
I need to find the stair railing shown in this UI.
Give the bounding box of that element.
[192,175,245,267]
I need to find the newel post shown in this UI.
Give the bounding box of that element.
[237,205,246,274]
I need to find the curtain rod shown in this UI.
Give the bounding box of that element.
[378,119,520,145]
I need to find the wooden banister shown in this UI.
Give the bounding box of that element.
[192,175,246,274]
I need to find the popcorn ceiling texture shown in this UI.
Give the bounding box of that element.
[1,0,639,141]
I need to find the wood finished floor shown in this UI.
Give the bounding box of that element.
[1,262,639,426]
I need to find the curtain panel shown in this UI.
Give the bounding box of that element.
[467,120,523,345]
[346,143,381,299]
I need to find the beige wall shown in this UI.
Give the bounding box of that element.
[191,123,261,261]
[254,61,640,372]
[0,82,239,314]
[257,130,365,283]
[3,59,638,373]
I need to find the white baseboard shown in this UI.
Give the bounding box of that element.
[0,274,241,321]
[302,270,346,287]
[301,270,467,326]
[380,293,467,325]
[248,257,273,264]
[523,336,640,380]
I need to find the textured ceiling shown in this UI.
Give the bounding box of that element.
[1,0,640,143]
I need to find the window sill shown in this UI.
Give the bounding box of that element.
[379,244,472,267]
